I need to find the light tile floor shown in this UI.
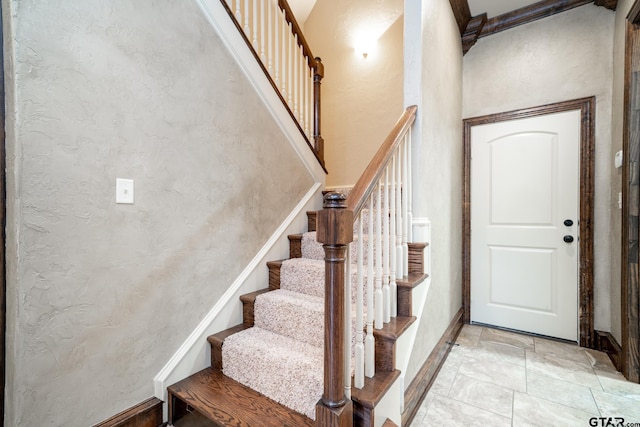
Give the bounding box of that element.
[410,325,640,427]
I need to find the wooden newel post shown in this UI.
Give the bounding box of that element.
[315,192,353,427]
[313,57,325,166]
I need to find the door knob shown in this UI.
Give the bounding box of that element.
[564,219,574,226]
[563,235,574,243]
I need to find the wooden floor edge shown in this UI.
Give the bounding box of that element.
[92,397,163,427]
[401,307,464,426]
[595,329,623,373]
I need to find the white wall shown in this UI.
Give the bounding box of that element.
[404,0,464,383]
[2,1,316,425]
[463,4,616,333]
[610,0,635,344]
[304,0,404,187]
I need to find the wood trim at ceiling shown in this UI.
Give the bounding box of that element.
[449,0,472,36]
[462,97,596,348]
[452,0,618,55]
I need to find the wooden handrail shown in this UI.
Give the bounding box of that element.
[347,105,418,215]
[219,0,325,169]
[276,0,325,161]
[277,0,318,69]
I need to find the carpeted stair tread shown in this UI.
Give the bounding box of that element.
[280,257,324,297]
[222,327,323,420]
[254,289,324,348]
[301,231,324,260]
[280,257,373,303]
[168,367,313,427]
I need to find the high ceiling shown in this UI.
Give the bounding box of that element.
[290,0,546,26]
[468,0,540,18]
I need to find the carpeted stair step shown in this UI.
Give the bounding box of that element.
[222,326,323,420]
[253,289,324,348]
[279,257,372,303]
[167,367,313,427]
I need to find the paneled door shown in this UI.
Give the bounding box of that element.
[470,110,580,341]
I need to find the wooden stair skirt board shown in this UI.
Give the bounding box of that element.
[93,397,163,427]
[401,308,464,426]
[166,207,429,426]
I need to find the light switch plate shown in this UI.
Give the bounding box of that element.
[615,150,623,169]
[116,178,134,204]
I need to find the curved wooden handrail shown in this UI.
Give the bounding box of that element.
[347,105,418,215]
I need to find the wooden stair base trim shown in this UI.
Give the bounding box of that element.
[307,211,317,232]
[288,234,303,258]
[267,260,284,290]
[402,308,464,426]
[351,370,401,427]
[240,289,272,327]
[407,242,427,275]
[207,324,248,370]
[373,316,417,371]
[315,400,353,427]
[397,273,429,317]
[381,419,399,427]
[168,367,314,427]
[93,397,162,427]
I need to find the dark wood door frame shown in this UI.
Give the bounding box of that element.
[0,4,6,423]
[462,97,596,348]
[621,0,640,383]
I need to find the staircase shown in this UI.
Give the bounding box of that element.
[167,206,428,426]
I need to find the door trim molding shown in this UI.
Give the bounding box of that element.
[462,97,596,348]
[621,2,640,382]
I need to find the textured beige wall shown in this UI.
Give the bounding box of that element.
[303,0,404,187]
[463,4,615,333]
[404,0,464,383]
[610,0,635,344]
[3,1,314,425]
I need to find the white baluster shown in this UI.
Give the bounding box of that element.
[375,182,383,330]
[365,192,375,378]
[274,2,279,88]
[383,167,390,324]
[407,128,413,243]
[303,58,309,136]
[402,136,409,275]
[293,34,299,118]
[390,154,398,317]
[252,0,258,48]
[355,211,365,388]
[260,0,266,62]
[344,246,352,399]
[235,0,241,22]
[244,0,249,35]
[299,47,305,124]
[281,10,287,96]
[267,0,273,75]
[288,23,293,106]
[306,63,311,138]
[396,144,404,278]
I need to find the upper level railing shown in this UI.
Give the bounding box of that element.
[315,106,418,424]
[220,0,325,166]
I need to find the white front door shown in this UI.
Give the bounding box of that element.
[470,110,580,342]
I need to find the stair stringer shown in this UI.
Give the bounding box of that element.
[195,0,325,180]
[153,183,322,421]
